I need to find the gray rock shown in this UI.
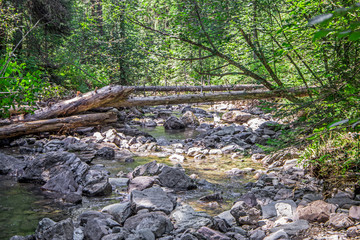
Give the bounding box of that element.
[262,200,296,219]
[10,236,35,240]
[96,147,115,160]
[102,202,132,224]
[109,178,129,189]
[263,230,289,240]
[101,232,126,240]
[164,116,185,130]
[217,210,236,226]
[274,188,293,201]
[327,213,354,229]
[157,166,196,190]
[231,200,261,226]
[175,233,198,240]
[270,219,309,235]
[250,229,265,240]
[137,229,155,240]
[171,204,212,231]
[0,152,26,176]
[123,211,173,238]
[130,186,176,214]
[130,161,165,179]
[36,218,74,240]
[181,111,200,127]
[222,111,251,123]
[84,218,111,240]
[128,176,155,192]
[327,197,360,209]
[197,226,231,240]
[83,172,112,197]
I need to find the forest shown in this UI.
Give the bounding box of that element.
[1,0,360,239]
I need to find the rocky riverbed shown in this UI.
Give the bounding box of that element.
[1,103,360,240]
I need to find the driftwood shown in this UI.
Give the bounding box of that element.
[128,84,263,92]
[0,112,117,139]
[113,87,314,108]
[2,85,132,124]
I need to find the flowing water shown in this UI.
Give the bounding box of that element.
[0,126,261,239]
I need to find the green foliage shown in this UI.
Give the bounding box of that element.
[0,58,49,118]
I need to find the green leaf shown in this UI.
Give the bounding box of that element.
[313,29,333,41]
[349,31,360,41]
[328,119,349,129]
[308,13,333,26]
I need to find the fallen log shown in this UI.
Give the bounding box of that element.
[128,84,263,92]
[0,111,117,139]
[2,85,133,124]
[113,87,314,108]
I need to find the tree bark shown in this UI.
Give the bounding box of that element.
[3,85,132,124]
[0,112,118,139]
[114,87,314,108]
[129,84,263,92]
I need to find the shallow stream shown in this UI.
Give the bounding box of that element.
[0,126,261,239]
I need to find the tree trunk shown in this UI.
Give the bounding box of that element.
[0,112,117,139]
[2,85,132,124]
[113,87,314,108]
[129,84,263,92]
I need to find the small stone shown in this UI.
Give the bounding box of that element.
[263,229,289,240]
[349,205,360,220]
[296,200,337,223]
[347,225,360,238]
[197,226,231,240]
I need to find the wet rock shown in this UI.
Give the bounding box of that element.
[296,200,337,223]
[327,213,354,229]
[123,211,173,238]
[222,111,252,123]
[270,219,309,235]
[130,186,176,214]
[0,152,26,176]
[171,204,213,231]
[128,176,155,192]
[164,116,185,130]
[249,229,266,240]
[102,202,132,224]
[263,229,289,240]
[349,205,360,220]
[143,119,157,127]
[157,166,196,190]
[347,225,360,238]
[36,218,74,240]
[96,147,115,160]
[197,226,231,240]
[181,111,200,127]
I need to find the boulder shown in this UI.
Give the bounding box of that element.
[171,204,213,231]
[296,200,337,223]
[262,200,296,219]
[0,153,26,176]
[130,186,177,214]
[123,211,173,238]
[157,166,196,190]
[263,230,289,240]
[101,202,132,225]
[181,111,200,127]
[347,225,360,238]
[129,161,164,179]
[164,116,185,130]
[36,218,74,240]
[95,147,115,160]
[230,200,261,226]
[222,111,252,123]
[128,176,155,192]
[249,229,266,240]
